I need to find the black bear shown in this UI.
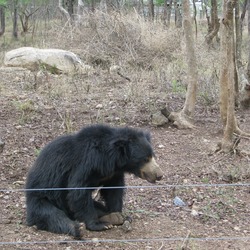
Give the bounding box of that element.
[25,124,163,238]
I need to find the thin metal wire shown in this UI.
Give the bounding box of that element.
[0,182,250,192]
[0,184,249,245]
[0,236,250,245]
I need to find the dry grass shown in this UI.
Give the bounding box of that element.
[0,11,239,113]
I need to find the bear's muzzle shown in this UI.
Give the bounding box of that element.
[139,157,163,183]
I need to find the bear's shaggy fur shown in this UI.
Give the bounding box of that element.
[26,124,163,238]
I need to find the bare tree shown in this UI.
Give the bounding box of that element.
[76,0,84,24]
[148,0,154,21]
[66,0,75,18]
[12,0,18,39]
[218,0,250,152]
[19,5,40,34]
[58,0,71,21]
[247,0,250,81]
[168,0,198,129]
[0,4,5,36]
[205,0,220,45]
[163,0,173,26]
[173,0,182,28]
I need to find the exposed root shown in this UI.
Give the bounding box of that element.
[234,127,250,137]
[168,111,196,129]
[216,126,250,154]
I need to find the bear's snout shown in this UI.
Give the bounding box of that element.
[139,157,163,183]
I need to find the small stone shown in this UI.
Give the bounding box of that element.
[121,220,132,232]
[96,104,103,109]
[191,209,199,216]
[173,196,186,207]
[13,181,25,185]
[151,111,168,126]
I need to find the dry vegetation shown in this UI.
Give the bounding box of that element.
[0,12,250,250]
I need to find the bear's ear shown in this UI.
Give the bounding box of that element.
[111,138,129,167]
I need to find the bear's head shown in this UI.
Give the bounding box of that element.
[113,128,164,183]
[134,156,163,183]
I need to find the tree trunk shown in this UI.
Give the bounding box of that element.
[238,0,248,66]
[66,0,75,19]
[148,0,154,21]
[168,0,198,129]
[12,3,18,39]
[173,0,182,28]
[205,0,220,45]
[247,0,250,81]
[58,0,71,21]
[0,5,5,36]
[192,0,198,38]
[218,0,249,152]
[163,0,172,26]
[76,0,84,24]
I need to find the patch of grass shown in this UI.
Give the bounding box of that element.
[201,177,210,183]
[171,79,186,93]
[199,91,214,106]
[35,148,41,156]
[13,99,36,124]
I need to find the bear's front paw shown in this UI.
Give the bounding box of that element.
[86,221,113,231]
[99,212,125,225]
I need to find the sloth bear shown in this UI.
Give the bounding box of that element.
[25,124,163,238]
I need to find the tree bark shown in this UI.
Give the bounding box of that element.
[218,0,250,152]
[66,0,75,18]
[58,0,71,21]
[12,2,18,39]
[205,0,220,45]
[0,5,5,36]
[247,0,250,81]
[148,0,154,21]
[173,0,182,28]
[163,0,173,26]
[168,0,198,129]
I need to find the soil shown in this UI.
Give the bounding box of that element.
[0,67,249,250]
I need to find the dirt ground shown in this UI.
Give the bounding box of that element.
[0,67,249,250]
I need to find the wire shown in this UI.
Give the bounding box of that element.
[0,182,250,192]
[1,236,250,245]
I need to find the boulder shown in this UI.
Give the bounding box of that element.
[151,111,169,126]
[4,47,92,74]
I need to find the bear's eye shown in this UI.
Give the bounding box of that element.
[144,157,150,163]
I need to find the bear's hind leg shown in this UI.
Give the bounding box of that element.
[26,198,81,238]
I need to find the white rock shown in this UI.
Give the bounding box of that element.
[4,47,92,74]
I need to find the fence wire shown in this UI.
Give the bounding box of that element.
[1,182,250,192]
[1,236,250,246]
[1,182,250,246]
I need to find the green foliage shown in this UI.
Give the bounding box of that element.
[39,63,60,74]
[0,0,7,6]
[171,79,186,93]
[155,0,165,6]
[13,99,36,124]
[35,148,41,156]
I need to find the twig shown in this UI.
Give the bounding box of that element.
[181,231,191,250]
[158,241,164,250]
